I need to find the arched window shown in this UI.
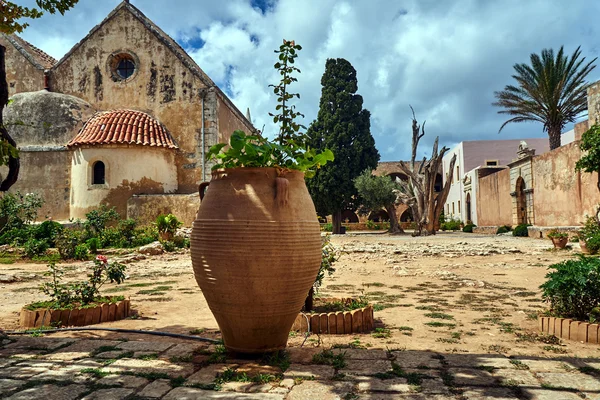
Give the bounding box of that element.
[92,161,106,185]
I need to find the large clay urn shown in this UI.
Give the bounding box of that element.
[191,168,321,353]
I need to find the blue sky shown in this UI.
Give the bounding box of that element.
[15,0,600,161]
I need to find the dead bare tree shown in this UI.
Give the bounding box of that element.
[394,106,456,236]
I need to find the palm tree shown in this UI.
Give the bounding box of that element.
[493,46,597,150]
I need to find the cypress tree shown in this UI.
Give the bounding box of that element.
[306,58,380,234]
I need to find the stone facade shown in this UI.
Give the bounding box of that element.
[1,1,254,222]
[507,144,536,226]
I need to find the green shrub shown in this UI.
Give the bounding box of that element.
[540,256,600,321]
[513,224,530,237]
[441,219,461,231]
[496,226,509,234]
[0,226,35,245]
[74,244,90,260]
[462,224,476,233]
[155,214,182,236]
[117,219,137,241]
[162,240,176,252]
[100,226,127,248]
[34,221,63,247]
[586,235,600,254]
[366,220,375,229]
[84,205,119,237]
[0,192,44,233]
[56,229,80,259]
[131,225,159,247]
[86,237,100,254]
[23,238,49,258]
[547,229,568,239]
[322,223,333,232]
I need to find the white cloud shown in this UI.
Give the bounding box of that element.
[15,0,600,160]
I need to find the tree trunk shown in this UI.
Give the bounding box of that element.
[0,45,19,192]
[332,210,344,234]
[385,204,403,234]
[303,287,314,312]
[548,126,561,151]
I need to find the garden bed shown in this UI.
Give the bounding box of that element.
[538,316,599,344]
[291,297,374,334]
[20,298,130,328]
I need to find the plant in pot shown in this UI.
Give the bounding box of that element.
[191,40,334,354]
[547,229,569,249]
[21,255,128,328]
[578,214,600,255]
[155,214,182,242]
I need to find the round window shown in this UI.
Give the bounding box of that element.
[108,51,139,82]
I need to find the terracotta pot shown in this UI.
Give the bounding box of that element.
[551,236,568,249]
[191,168,321,353]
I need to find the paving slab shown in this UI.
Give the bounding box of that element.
[331,348,389,360]
[94,351,128,359]
[391,351,443,369]
[356,376,412,393]
[520,388,583,400]
[283,364,335,380]
[461,386,519,399]
[163,386,285,399]
[286,380,354,400]
[4,337,75,351]
[492,368,540,387]
[96,374,149,388]
[221,381,256,392]
[6,384,87,400]
[80,388,135,400]
[0,379,25,396]
[342,359,392,375]
[536,372,600,391]
[450,368,500,386]
[162,343,207,358]
[116,340,174,352]
[138,379,172,398]
[103,358,195,378]
[443,354,512,369]
[186,364,235,385]
[515,359,576,372]
[0,361,57,379]
[286,347,322,364]
[45,340,122,361]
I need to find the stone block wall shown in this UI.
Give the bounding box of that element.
[127,193,200,226]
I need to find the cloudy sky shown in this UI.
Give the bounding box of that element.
[15,0,600,161]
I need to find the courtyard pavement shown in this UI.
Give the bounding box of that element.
[1,334,600,399]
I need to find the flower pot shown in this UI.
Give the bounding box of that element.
[551,236,568,249]
[20,299,130,328]
[580,239,590,254]
[191,168,321,354]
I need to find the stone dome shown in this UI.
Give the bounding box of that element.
[3,90,95,147]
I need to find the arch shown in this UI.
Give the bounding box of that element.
[516,177,527,224]
[434,173,443,192]
[341,210,359,223]
[400,208,414,222]
[92,161,106,185]
[368,209,390,222]
[387,172,408,183]
[466,192,472,223]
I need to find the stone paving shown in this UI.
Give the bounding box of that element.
[2,335,600,399]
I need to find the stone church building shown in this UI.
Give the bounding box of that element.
[1,1,254,223]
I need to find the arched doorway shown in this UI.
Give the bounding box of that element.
[400,208,414,222]
[341,210,359,223]
[368,210,390,222]
[516,177,527,224]
[466,192,472,223]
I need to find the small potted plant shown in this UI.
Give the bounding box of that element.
[547,229,569,249]
[579,214,600,255]
[20,255,128,328]
[155,214,182,242]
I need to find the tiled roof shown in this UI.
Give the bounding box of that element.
[6,35,57,69]
[68,109,178,149]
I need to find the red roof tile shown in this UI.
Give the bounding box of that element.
[68,109,178,149]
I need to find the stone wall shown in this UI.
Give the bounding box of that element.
[531,142,598,227]
[588,81,600,126]
[9,149,71,221]
[0,36,45,96]
[476,168,512,226]
[127,193,199,226]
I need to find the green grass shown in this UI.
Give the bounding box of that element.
[424,321,456,329]
[373,362,429,385]
[510,360,529,370]
[207,345,227,364]
[137,353,158,361]
[399,326,414,332]
[424,312,454,320]
[372,328,391,339]
[80,368,110,378]
[543,345,567,354]
[312,349,347,369]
